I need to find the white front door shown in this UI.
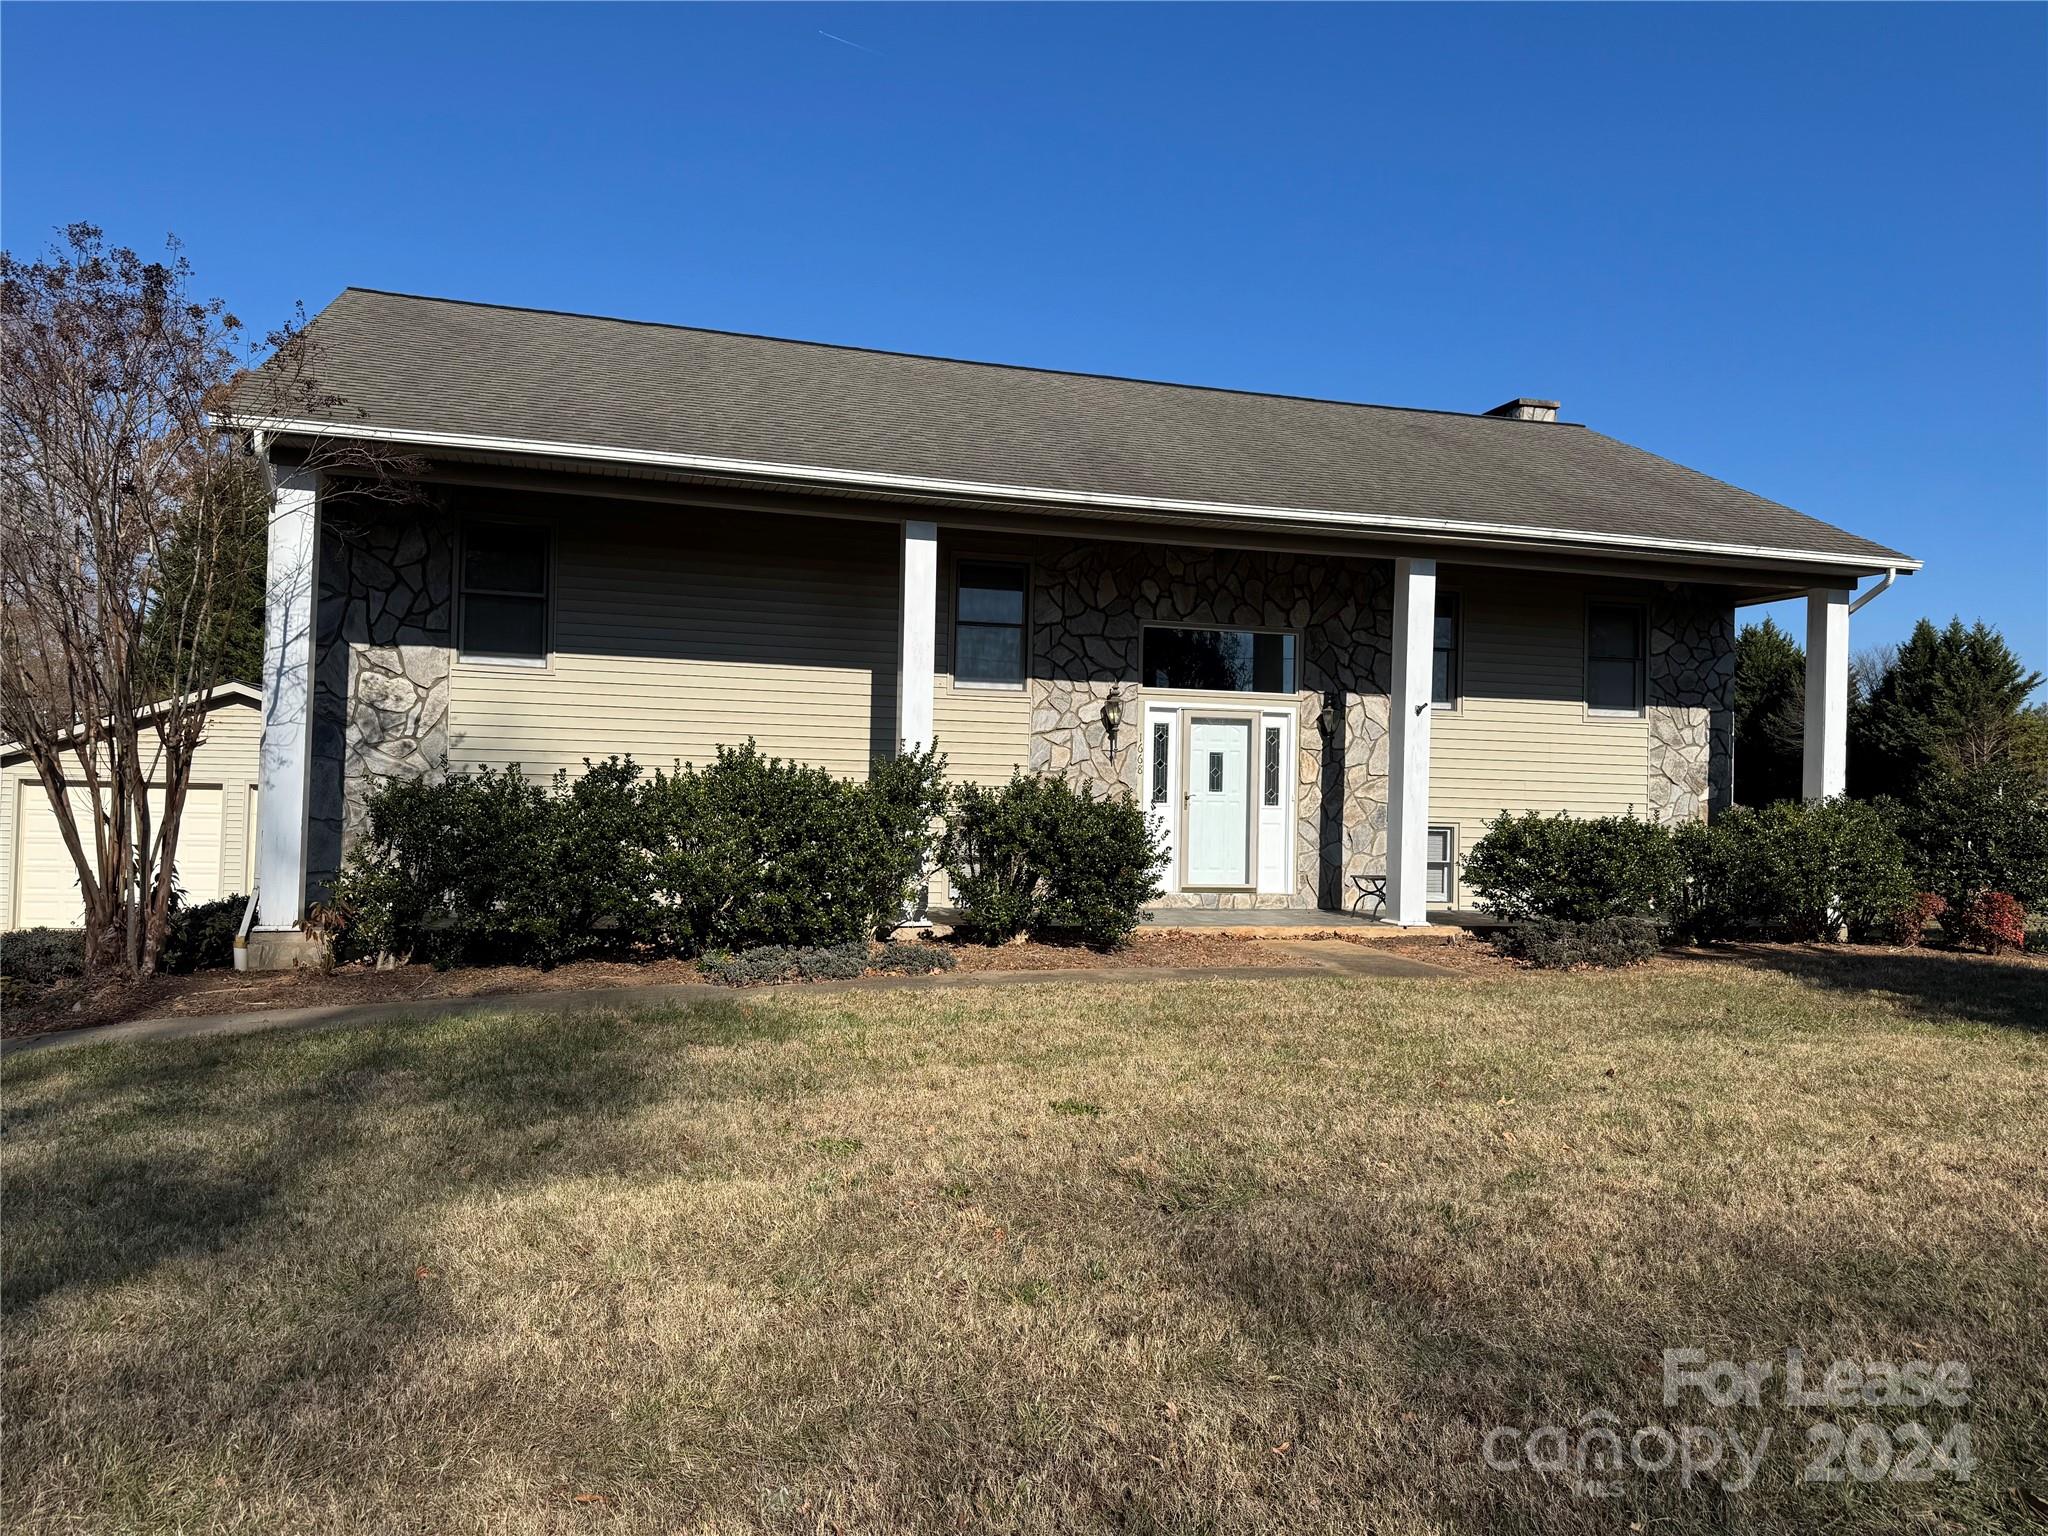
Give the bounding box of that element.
[1185,717,1253,887]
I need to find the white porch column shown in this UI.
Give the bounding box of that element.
[254,467,320,931]
[1385,556,1437,925]
[1802,587,1850,801]
[897,520,938,754]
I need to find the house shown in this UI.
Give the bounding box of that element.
[228,290,1916,967]
[1,684,264,930]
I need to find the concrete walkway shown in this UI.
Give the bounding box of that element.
[2,942,1457,1060]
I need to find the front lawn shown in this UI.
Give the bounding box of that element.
[4,955,2044,1533]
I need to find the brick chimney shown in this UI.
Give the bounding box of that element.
[1485,397,1560,423]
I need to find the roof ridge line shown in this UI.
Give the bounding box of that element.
[334,287,1580,429]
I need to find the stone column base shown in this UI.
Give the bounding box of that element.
[240,929,331,972]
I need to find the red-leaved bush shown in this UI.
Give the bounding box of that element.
[1948,891,2026,954]
[1885,891,1948,947]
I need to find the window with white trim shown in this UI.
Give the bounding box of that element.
[1432,593,1460,708]
[1586,602,1645,715]
[1427,825,1457,906]
[461,523,549,660]
[955,561,1027,686]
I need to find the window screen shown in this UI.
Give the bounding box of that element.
[955,562,1027,685]
[461,523,548,659]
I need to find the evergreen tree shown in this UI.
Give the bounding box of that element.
[1732,618,1806,806]
[141,454,269,694]
[1851,618,2047,802]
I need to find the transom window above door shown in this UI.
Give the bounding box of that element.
[1141,627,1296,693]
[954,561,1027,686]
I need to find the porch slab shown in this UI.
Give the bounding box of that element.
[1135,906,1447,941]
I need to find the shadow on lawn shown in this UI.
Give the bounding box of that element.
[1160,1180,2044,1531]
[4,993,839,1524]
[7,982,2044,1533]
[0,997,805,1319]
[1687,944,2048,1033]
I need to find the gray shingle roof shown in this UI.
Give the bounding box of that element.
[246,288,1910,569]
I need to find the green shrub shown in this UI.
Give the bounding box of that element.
[1463,811,1683,922]
[332,764,566,967]
[644,742,944,955]
[1486,916,1663,969]
[875,939,956,975]
[556,757,662,955]
[1897,761,2048,915]
[1,927,86,985]
[334,743,946,968]
[943,773,1167,948]
[864,745,952,928]
[701,941,872,986]
[158,895,245,974]
[1673,798,1916,944]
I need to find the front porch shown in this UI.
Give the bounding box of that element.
[247,477,1858,959]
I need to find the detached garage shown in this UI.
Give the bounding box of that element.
[1,685,263,931]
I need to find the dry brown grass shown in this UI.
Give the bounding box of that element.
[4,952,2044,1534]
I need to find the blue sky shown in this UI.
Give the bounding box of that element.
[5,2,2043,671]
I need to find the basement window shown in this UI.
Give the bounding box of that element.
[461,522,550,662]
[1427,825,1457,906]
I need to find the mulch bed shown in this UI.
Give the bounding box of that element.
[2,932,1310,1042]
[1335,933,1516,974]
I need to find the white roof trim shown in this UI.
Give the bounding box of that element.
[1,682,260,761]
[229,414,1920,574]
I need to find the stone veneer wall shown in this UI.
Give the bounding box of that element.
[308,506,455,895]
[1646,586,1737,825]
[1026,542,1393,908]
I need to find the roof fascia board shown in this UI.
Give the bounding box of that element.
[396,457,1887,591]
[1,682,261,763]
[235,415,1918,576]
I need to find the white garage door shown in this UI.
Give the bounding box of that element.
[11,783,224,929]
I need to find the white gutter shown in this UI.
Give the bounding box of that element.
[229,413,1921,575]
[1849,566,1902,614]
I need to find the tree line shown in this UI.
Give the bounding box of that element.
[1734,614,2047,912]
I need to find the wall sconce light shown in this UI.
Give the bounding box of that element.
[1317,692,1340,738]
[1101,686,1124,752]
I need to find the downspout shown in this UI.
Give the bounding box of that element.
[1849,567,1901,614]
[234,882,259,972]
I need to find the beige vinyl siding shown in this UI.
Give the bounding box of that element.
[1430,570,1650,907]
[449,510,899,780]
[0,696,261,930]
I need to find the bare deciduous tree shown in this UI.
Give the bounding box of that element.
[1,223,410,978]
